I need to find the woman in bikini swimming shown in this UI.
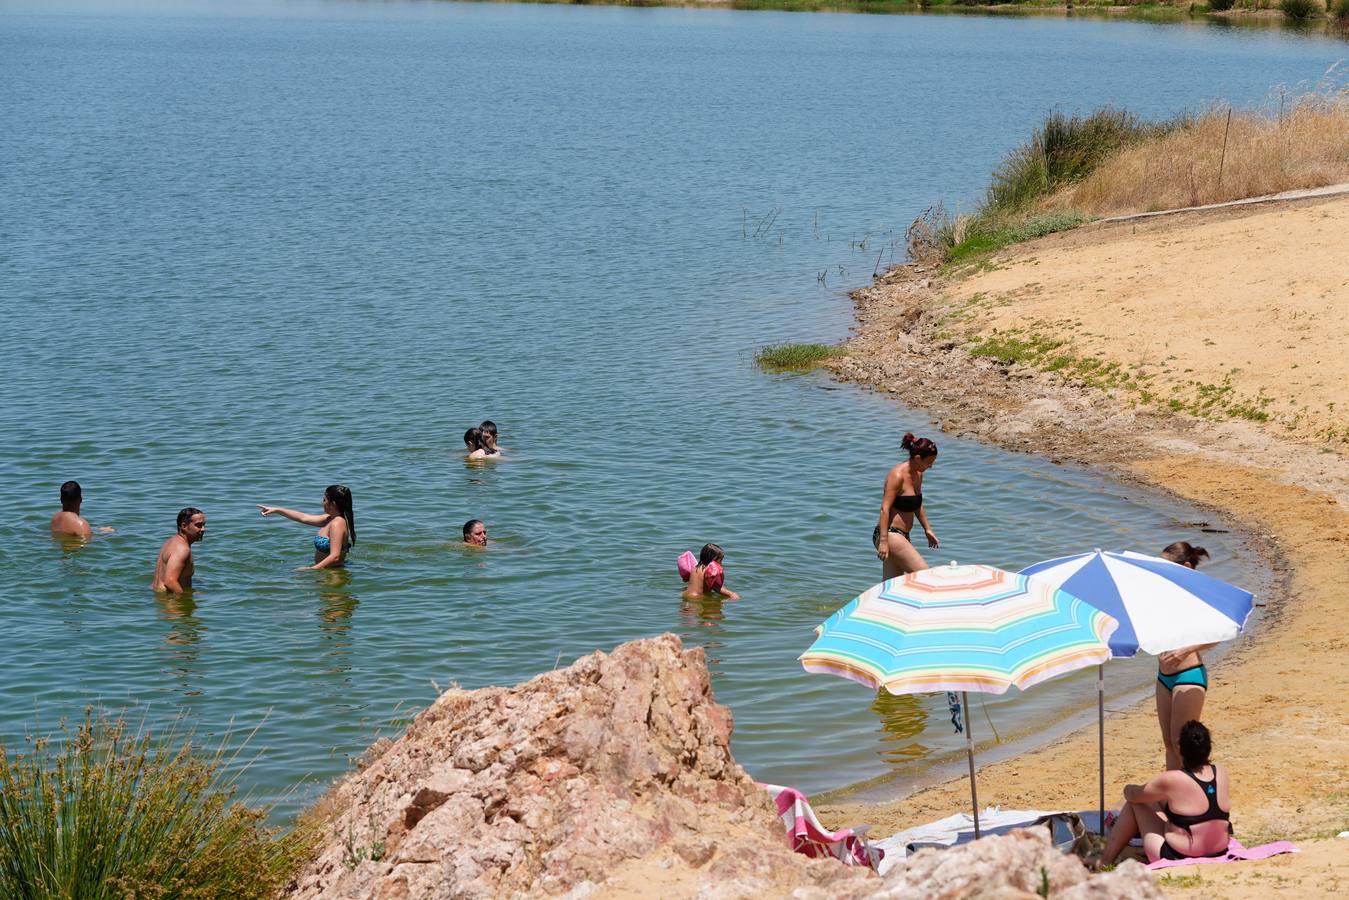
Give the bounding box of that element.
[875,433,940,579]
[1156,541,1215,770]
[1093,720,1233,867]
[256,484,356,570]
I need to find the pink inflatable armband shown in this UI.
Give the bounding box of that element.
[704,560,724,593]
[677,550,696,583]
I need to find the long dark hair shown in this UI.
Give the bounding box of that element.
[901,432,938,459]
[698,543,724,566]
[464,428,483,452]
[1178,720,1212,770]
[325,484,356,545]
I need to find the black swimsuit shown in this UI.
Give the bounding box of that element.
[1159,767,1232,860]
[873,494,922,547]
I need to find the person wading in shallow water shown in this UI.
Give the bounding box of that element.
[1155,540,1217,770]
[50,480,113,539]
[875,432,940,579]
[256,484,356,570]
[152,507,205,594]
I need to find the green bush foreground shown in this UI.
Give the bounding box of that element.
[0,712,314,899]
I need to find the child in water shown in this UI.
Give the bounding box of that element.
[678,543,741,600]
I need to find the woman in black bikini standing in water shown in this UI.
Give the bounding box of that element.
[875,433,940,579]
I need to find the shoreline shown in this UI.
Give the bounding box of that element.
[816,193,1349,894]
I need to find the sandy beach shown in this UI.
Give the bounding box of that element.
[819,193,1349,896]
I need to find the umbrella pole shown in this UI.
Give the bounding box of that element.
[1098,664,1105,834]
[963,690,980,838]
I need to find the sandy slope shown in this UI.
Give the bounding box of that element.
[818,195,1349,896]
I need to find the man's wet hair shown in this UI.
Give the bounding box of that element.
[60,481,82,511]
[177,507,203,529]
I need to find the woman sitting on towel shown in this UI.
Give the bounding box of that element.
[1093,720,1232,867]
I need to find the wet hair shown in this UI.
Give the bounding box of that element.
[901,432,938,459]
[1178,720,1212,770]
[479,420,497,438]
[1161,541,1209,568]
[463,519,483,540]
[698,543,725,566]
[60,480,82,511]
[177,507,203,529]
[324,485,356,546]
[464,428,482,451]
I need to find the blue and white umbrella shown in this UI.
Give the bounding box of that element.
[1019,549,1254,827]
[1019,549,1254,657]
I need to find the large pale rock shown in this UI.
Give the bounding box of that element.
[817,830,1162,900]
[287,634,869,899]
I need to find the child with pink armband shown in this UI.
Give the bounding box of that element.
[677,543,740,600]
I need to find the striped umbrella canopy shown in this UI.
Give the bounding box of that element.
[801,563,1118,696]
[1018,549,1254,658]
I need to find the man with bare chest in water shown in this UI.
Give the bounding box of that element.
[152,507,205,594]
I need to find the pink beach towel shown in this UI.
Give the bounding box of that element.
[760,783,883,870]
[1146,838,1298,870]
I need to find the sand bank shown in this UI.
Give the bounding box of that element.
[818,194,1349,896]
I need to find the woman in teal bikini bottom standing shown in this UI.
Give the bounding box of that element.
[1155,541,1216,770]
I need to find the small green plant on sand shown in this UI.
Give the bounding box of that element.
[0,710,313,899]
[754,342,838,371]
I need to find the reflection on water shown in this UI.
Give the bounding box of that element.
[870,690,931,764]
[156,592,203,696]
[318,574,358,678]
[680,594,726,628]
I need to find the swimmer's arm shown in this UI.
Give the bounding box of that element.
[256,505,327,526]
[161,546,189,594]
[916,503,938,549]
[877,470,900,559]
[1124,774,1173,804]
[714,586,741,600]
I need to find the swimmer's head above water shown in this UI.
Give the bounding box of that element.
[60,480,82,511]
[463,519,487,546]
[324,484,356,545]
[177,507,206,543]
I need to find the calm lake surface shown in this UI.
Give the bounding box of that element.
[2,1,1336,815]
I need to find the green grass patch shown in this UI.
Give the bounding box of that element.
[754,341,838,370]
[1279,0,1318,17]
[946,211,1088,264]
[1158,871,1206,889]
[0,710,315,899]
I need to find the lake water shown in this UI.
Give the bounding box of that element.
[2,1,1336,816]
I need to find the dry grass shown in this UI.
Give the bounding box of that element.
[1048,92,1349,215]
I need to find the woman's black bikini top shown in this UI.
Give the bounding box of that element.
[892,493,922,513]
[1165,767,1231,831]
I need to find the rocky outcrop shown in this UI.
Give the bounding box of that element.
[822,829,1161,900]
[287,634,869,899]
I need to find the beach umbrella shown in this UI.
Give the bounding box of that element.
[799,563,1117,837]
[1018,549,1254,828]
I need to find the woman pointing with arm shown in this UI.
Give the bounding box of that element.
[257,484,356,570]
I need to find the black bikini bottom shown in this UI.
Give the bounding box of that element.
[872,525,911,548]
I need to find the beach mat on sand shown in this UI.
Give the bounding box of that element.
[872,808,1107,875]
[1146,838,1299,870]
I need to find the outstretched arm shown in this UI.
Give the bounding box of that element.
[257,505,328,526]
[714,585,741,600]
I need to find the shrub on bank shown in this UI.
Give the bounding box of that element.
[1333,0,1349,21]
[0,712,313,899]
[1207,0,1235,10]
[1279,0,1318,17]
[754,342,837,370]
